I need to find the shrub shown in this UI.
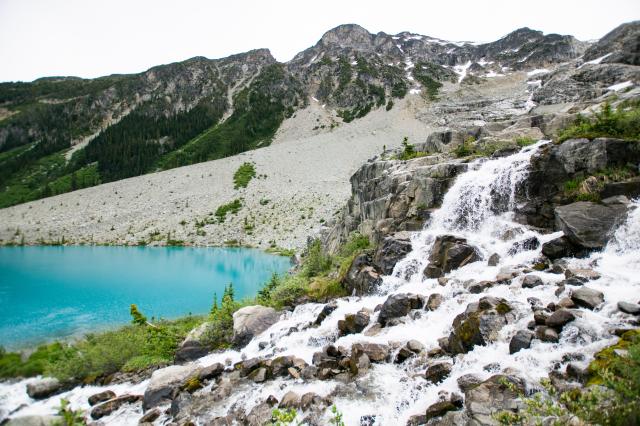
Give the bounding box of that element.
[233,162,257,189]
[515,136,537,147]
[215,199,242,223]
[453,136,476,158]
[202,283,240,349]
[557,102,640,142]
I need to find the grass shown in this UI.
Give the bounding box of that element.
[395,137,429,160]
[214,199,242,223]
[563,166,637,202]
[233,162,256,189]
[515,136,537,147]
[557,102,640,143]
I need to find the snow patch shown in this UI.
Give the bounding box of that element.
[527,69,550,77]
[607,81,634,92]
[453,61,472,83]
[409,88,422,95]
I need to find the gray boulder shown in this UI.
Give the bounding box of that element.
[545,309,576,329]
[424,235,481,278]
[509,330,534,354]
[342,253,383,296]
[541,236,582,260]
[465,375,525,425]
[88,390,116,406]
[26,378,61,400]
[352,342,390,363]
[618,301,640,315]
[232,305,280,347]
[555,201,628,250]
[521,275,544,288]
[378,293,423,325]
[90,394,142,420]
[425,362,452,384]
[314,301,338,325]
[142,364,199,410]
[373,232,412,275]
[338,310,370,335]
[175,321,211,363]
[571,287,605,309]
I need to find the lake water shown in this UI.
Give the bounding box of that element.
[0,246,292,350]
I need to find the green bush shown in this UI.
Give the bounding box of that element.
[558,102,640,142]
[233,162,257,189]
[453,136,476,158]
[215,199,242,223]
[515,136,537,147]
[202,283,241,349]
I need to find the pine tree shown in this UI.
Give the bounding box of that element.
[130,304,147,326]
[210,293,219,316]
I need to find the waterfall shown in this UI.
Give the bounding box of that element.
[2,143,639,426]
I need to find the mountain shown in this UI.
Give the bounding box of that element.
[0,23,602,208]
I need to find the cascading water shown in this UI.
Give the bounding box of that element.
[2,142,639,425]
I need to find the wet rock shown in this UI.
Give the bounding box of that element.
[4,416,62,426]
[271,356,299,378]
[407,339,425,353]
[232,305,280,348]
[426,293,443,311]
[175,322,211,363]
[374,232,412,274]
[534,310,549,325]
[406,414,428,426]
[557,297,576,309]
[521,275,544,288]
[555,201,628,250]
[546,309,576,329]
[300,392,327,410]
[88,390,116,406]
[198,363,224,382]
[236,357,265,377]
[378,293,412,325]
[248,367,267,383]
[565,268,601,281]
[487,253,500,266]
[466,280,495,294]
[314,301,338,325]
[349,351,371,375]
[425,362,452,384]
[566,363,588,382]
[338,310,370,335]
[352,342,390,363]
[342,253,383,296]
[571,287,605,309]
[395,341,423,363]
[91,394,142,420]
[447,297,515,354]
[245,402,272,426]
[464,375,525,424]
[536,326,560,342]
[423,235,481,278]
[508,236,540,255]
[457,374,483,392]
[26,378,61,400]
[279,391,301,409]
[139,408,161,424]
[618,301,640,315]
[425,400,460,421]
[509,330,534,354]
[143,364,199,410]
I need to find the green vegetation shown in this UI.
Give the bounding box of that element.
[412,62,456,101]
[515,136,537,147]
[56,398,86,425]
[563,165,637,202]
[233,162,257,189]
[215,199,243,223]
[496,330,640,426]
[557,102,640,143]
[265,246,296,257]
[396,137,429,160]
[453,136,476,158]
[271,408,299,425]
[202,283,241,349]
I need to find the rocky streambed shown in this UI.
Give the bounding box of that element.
[2,138,639,425]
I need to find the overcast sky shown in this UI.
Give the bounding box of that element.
[1,0,638,82]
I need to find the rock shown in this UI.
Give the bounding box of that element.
[509,330,534,354]
[521,275,544,288]
[406,414,428,426]
[232,305,280,347]
[457,374,483,392]
[487,253,500,266]
[406,339,425,353]
[557,297,576,309]
[139,408,161,423]
[508,237,540,254]
[143,364,199,410]
[542,236,581,260]
[4,416,61,426]
[248,367,267,383]
[300,392,326,410]
[426,293,443,311]
[466,280,494,294]
[464,375,525,424]
[425,400,460,421]
[424,235,481,278]
[91,394,142,420]
[352,342,390,363]
[536,326,560,343]
[175,321,211,363]
[245,402,273,426]
[279,391,301,409]
[198,363,225,381]
[583,21,640,66]
[555,202,628,250]
[425,362,452,383]
[88,390,116,406]
[571,287,605,309]
[618,301,640,315]
[534,310,549,325]
[374,233,413,274]
[546,309,576,329]
[447,297,514,354]
[338,310,370,335]
[26,378,61,400]
[378,293,412,325]
[314,301,338,325]
[342,253,383,296]
[565,268,601,281]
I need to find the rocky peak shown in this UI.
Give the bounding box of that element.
[583,20,640,65]
[319,24,375,51]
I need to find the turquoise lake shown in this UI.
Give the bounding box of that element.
[0,246,292,350]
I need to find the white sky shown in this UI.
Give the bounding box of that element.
[1,0,638,82]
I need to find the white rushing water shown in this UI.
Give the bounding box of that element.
[2,141,639,425]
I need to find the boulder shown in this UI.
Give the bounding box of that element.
[618,301,640,315]
[342,253,383,295]
[507,237,540,255]
[4,416,61,426]
[352,342,390,363]
[446,297,515,354]
[423,235,481,278]
[232,305,280,347]
[521,275,544,288]
[247,367,267,383]
[536,326,560,342]
[338,310,370,335]
[314,301,338,325]
[143,364,199,410]
[426,293,444,311]
[88,390,116,406]
[541,236,582,260]
[545,309,576,329]
[139,408,161,423]
[464,375,525,424]
[279,391,301,409]
[425,400,460,421]
[198,362,225,381]
[457,374,483,393]
[26,378,61,400]
[378,293,413,325]
[245,402,273,426]
[175,321,211,363]
[374,233,412,275]
[487,253,500,266]
[509,330,534,354]
[555,202,628,250]
[571,287,605,309]
[90,394,142,420]
[425,362,452,384]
